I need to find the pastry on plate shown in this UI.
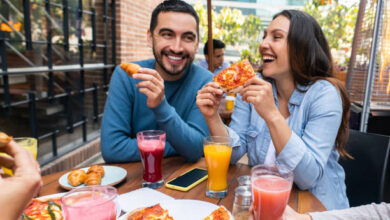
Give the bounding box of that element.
[67,169,87,187]
[84,171,102,186]
[87,164,105,178]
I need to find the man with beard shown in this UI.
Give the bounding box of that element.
[100,0,213,162]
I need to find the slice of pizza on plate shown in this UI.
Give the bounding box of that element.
[125,203,174,220]
[213,59,256,93]
[21,197,63,220]
[202,206,233,220]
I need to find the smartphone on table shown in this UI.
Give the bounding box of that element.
[165,168,208,192]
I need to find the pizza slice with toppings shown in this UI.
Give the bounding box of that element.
[213,59,256,93]
[21,197,63,220]
[126,204,174,220]
[202,206,232,220]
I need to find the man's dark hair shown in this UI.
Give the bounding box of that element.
[203,39,225,55]
[150,0,199,36]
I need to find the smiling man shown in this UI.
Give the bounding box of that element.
[100,0,213,163]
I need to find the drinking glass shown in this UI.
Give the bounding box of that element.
[225,95,236,111]
[251,164,293,220]
[137,130,166,188]
[1,137,37,176]
[203,136,233,198]
[61,185,118,220]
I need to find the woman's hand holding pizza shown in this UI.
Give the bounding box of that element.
[240,77,279,121]
[196,82,224,118]
[133,68,165,109]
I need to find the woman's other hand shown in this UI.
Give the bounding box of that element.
[240,77,279,121]
[196,82,223,118]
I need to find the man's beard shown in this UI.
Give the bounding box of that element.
[153,45,194,76]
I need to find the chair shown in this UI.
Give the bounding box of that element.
[339,129,390,207]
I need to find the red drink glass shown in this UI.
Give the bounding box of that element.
[251,164,293,220]
[61,185,118,220]
[137,130,166,188]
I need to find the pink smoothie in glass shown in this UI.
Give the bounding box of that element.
[62,194,116,220]
[138,139,165,182]
[252,174,292,220]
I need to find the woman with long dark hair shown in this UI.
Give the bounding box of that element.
[196,10,350,210]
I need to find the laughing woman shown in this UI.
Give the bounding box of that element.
[196,10,350,210]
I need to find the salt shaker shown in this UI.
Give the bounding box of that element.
[232,185,252,220]
[237,175,251,186]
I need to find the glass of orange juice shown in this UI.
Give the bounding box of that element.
[203,136,233,198]
[1,137,37,176]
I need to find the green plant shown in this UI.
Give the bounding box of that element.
[304,0,358,69]
[194,3,263,63]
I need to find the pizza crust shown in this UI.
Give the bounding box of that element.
[202,205,233,220]
[125,204,173,220]
[220,85,244,94]
[125,207,144,220]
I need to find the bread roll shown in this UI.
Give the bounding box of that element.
[67,169,87,186]
[84,172,102,185]
[87,165,105,178]
[120,63,140,77]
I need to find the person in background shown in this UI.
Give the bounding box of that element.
[197,39,230,75]
[196,9,350,210]
[101,0,212,163]
[0,140,42,220]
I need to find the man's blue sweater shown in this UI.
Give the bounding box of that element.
[101,59,213,163]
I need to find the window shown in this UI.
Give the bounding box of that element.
[0,0,116,165]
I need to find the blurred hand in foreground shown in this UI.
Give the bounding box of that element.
[0,139,42,220]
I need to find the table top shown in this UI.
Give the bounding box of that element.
[40,157,326,214]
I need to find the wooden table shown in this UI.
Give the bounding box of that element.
[40,157,326,214]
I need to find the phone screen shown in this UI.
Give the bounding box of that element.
[167,168,208,188]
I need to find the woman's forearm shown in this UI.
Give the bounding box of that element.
[205,114,229,137]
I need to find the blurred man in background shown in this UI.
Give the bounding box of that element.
[197,39,229,75]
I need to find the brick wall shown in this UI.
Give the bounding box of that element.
[115,0,163,63]
[84,0,162,118]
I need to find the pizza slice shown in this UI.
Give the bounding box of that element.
[126,204,174,220]
[21,197,63,220]
[213,59,256,93]
[121,63,141,77]
[202,206,232,220]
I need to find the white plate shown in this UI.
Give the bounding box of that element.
[58,165,127,190]
[118,188,175,212]
[37,192,66,200]
[118,199,219,220]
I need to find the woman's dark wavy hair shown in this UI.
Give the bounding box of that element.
[150,0,199,37]
[273,10,351,158]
